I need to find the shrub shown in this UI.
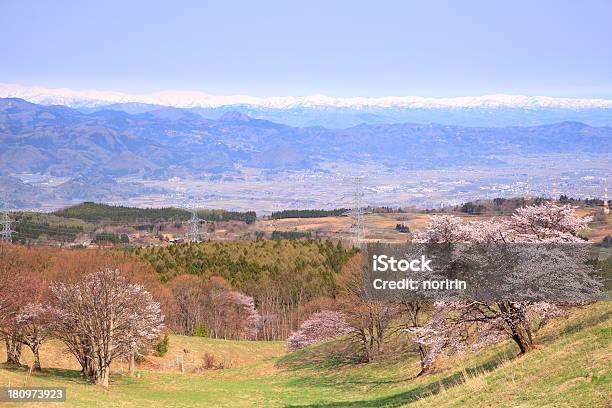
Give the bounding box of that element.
[202,352,215,369]
[195,323,208,337]
[153,334,170,356]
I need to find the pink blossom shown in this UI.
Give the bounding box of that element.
[287,310,351,351]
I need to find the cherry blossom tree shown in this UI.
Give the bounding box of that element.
[410,202,599,373]
[0,270,47,367]
[224,291,262,340]
[50,269,164,387]
[0,244,22,365]
[14,303,53,371]
[507,202,592,242]
[0,289,23,366]
[408,302,470,373]
[413,215,473,244]
[287,310,351,351]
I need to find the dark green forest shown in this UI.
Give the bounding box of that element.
[449,196,611,215]
[53,202,256,224]
[10,212,93,242]
[270,208,349,219]
[135,239,358,302]
[271,230,312,240]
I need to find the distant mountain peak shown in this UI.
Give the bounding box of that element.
[142,106,203,121]
[218,111,252,122]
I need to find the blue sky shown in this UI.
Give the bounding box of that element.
[1,0,611,98]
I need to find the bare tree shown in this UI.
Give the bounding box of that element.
[0,243,22,365]
[170,275,208,335]
[170,275,262,340]
[50,269,164,387]
[336,255,400,362]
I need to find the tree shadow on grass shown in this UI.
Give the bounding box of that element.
[0,364,87,385]
[285,372,405,394]
[40,367,87,383]
[277,340,364,372]
[285,371,465,407]
[538,308,611,344]
[285,353,515,407]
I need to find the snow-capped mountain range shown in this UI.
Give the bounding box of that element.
[2,83,612,128]
[2,83,611,110]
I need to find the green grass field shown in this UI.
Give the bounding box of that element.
[1,303,610,407]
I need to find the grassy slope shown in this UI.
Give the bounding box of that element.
[0,303,610,407]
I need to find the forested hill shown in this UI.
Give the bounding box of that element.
[2,98,611,179]
[135,240,357,298]
[270,208,349,219]
[53,202,256,224]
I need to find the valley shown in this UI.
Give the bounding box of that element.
[1,98,610,211]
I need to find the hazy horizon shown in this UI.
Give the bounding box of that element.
[2,0,612,98]
[3,82,612,103]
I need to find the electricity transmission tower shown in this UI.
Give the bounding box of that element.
[0,201,15,243]
[185,206,203,243]
[551,179,559,200]
[524,181,531,198]
[343,176,368,248]
[269,201,282,232]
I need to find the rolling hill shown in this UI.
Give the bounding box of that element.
[1,98,611,179]
[0,302,609,407]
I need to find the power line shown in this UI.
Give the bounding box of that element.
[603,182,609,215]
